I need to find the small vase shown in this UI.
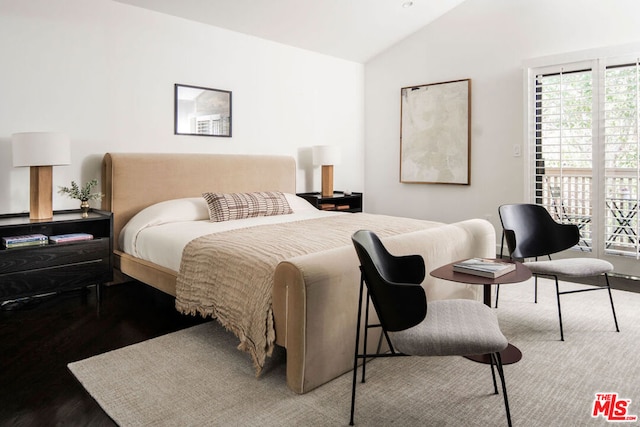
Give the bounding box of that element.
[80,200,90,218]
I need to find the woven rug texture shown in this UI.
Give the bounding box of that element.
[68,278,640,426]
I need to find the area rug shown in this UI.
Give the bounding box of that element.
[69,278,640,426]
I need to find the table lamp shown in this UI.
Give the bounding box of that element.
[12,132,71,220]
[312,145,341,197]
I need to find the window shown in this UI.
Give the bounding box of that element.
[528,55,640,261]
[533,68,594,251]
[603,62,640,257]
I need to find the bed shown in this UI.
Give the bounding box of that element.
[102,152,495,394]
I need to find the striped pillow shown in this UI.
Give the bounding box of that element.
[202,191,293,222]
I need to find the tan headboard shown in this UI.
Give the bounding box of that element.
[102,152,297,251]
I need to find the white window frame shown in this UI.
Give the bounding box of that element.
[523,44,640,277]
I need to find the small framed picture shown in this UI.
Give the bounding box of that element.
[174,83,232,137]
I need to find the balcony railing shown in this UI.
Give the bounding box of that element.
[537,168,639,256]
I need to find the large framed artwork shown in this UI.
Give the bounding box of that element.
[174,84,232,137]
[400,79,470,185]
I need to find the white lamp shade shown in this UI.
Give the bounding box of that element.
[12,132,71,167]
[312,145,341,166]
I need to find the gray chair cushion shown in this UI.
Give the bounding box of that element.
[388,299,508,357]
[523,258,613,277]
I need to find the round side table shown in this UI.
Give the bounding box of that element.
[430,260,531,364]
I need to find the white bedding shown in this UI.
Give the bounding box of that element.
[119,193,342,272]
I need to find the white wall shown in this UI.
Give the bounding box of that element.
[364,0,640,233]
[0,0,364,214]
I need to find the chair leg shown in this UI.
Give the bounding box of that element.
[491,352,513,427]
[350,275,366,426]
[489,354,498,394]
[497,271,538,307]
[604,274,620,333]
[361,289,371,383]
[554,276,564,341]
[349,353,358,426]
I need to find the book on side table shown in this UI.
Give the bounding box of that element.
[452,258,516,278]
[2,233,48,249]
[49,233,94,244]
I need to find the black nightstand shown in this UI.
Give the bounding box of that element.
[297,192,363,213]
[0,209,113,303]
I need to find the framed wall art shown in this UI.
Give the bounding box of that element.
[400,79,470,185]
[174,83,232,137]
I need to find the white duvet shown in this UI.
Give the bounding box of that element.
[119,193,342,272]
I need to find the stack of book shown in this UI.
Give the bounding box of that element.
[452,258,516,278]
[49,233,93,244]
[2,234,49,249]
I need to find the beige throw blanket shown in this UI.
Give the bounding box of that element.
[175,213,441,374]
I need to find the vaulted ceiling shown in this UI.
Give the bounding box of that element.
[114,0,466,63]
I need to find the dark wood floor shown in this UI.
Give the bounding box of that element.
[0,282,206,427]
[0,275,637,426]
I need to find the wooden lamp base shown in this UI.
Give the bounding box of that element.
[321,165,334,197]
[29,165,54,220]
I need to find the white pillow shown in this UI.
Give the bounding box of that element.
[284,193,317,212]
[119,197,209,251]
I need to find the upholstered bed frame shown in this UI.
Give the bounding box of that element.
[102,152,495,394]
[102,152,296,295]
